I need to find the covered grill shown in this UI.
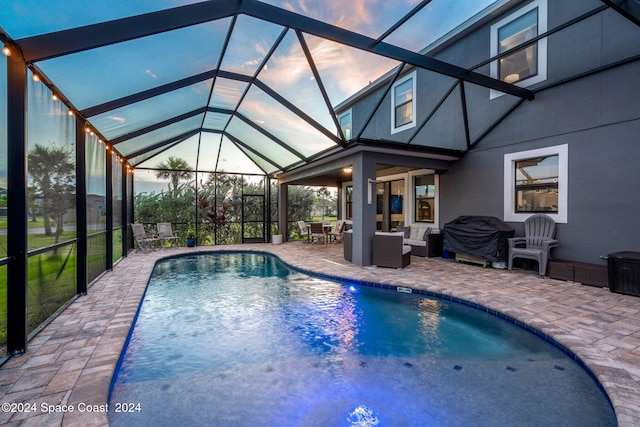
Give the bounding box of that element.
[443,216,515,262]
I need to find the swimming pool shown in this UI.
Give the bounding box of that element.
[108,252,616,426]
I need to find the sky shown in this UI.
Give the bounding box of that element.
[0,0,499,192]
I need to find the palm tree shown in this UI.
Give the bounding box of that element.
[28,144,75,240]
[155,156,194,193]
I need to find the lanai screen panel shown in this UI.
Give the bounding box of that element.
[34,20,230,110]
[91,80,213,140]
[217,136,265,175]
[209,78,249,110]
[194,133,223,172]
[256,30,337,134]
[144,134,202,172]
[115,115,204,158]
[203,112,232,132]
[225,116,302,168]
[384,0,498,52]
[0,1,207,38]
[259,0,421,39]
[219,15,285,76]
[301,34,401,108]
[128,144,177,168]
[238,85,337,157]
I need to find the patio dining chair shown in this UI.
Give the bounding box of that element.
[508,214,558,277]
[327,219,345,243]
[131,223,160,252]
[297,220,310,243]
[309,222,326,244]
[157,222,178,248]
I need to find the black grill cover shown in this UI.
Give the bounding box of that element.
[443,216,515,262]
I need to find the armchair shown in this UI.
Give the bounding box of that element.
[508,214,558,277]
[373,232,411,268]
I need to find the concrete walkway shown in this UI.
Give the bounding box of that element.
[0,242,639,426]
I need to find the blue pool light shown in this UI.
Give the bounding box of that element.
[347,405,380,426]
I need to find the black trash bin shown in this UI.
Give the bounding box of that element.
[607,251,640,297]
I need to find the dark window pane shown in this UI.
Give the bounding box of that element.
[498,9,538,83]
[515,155,558,213]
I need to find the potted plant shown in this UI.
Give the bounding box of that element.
[186,227,196,247]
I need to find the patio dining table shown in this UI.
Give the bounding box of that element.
[306,223,333,244]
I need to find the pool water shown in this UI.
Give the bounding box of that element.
[108,253,616,426]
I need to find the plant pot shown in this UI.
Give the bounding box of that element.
[272,234,282,245]
[186,238,196,247]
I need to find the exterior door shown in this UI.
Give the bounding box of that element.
[242,194,265,243]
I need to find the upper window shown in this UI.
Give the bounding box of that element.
[391,71,416,134]
[504,144,567,223]
[339,109,352,140]
[490,0,547,99]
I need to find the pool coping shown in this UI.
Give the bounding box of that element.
[0,243,638,426]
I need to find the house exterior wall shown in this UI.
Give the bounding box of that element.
[339,0,640,265]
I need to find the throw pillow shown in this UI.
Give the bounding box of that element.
[402,226,411,238]
[422,227,432,240]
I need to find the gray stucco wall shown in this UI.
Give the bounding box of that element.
[343,1,640,265]
[440,59,640,264]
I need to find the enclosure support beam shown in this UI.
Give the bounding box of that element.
[105,149,113,270]
[6,54,28,354]
[75,121,88,295]
[122,162,129,257]
[278,183,289,242]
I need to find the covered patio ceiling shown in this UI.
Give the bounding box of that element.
[0,0,539,178]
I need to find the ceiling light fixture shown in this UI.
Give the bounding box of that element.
[32,74,40,82]
[51,94,58,101]
[343,167,353,173]
[2,46,11,56]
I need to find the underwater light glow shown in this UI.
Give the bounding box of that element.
[347,405,380,427]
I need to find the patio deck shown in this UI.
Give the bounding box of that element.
[1,242,639,426]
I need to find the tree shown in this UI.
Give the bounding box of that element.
[28,144,75,241]
[315,186,335,219]
[154,156,194,194]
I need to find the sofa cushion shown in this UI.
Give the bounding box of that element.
[402,245,412,255]
[405,239,426,247]
[375,231,404,237]
[409,227,421,240]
